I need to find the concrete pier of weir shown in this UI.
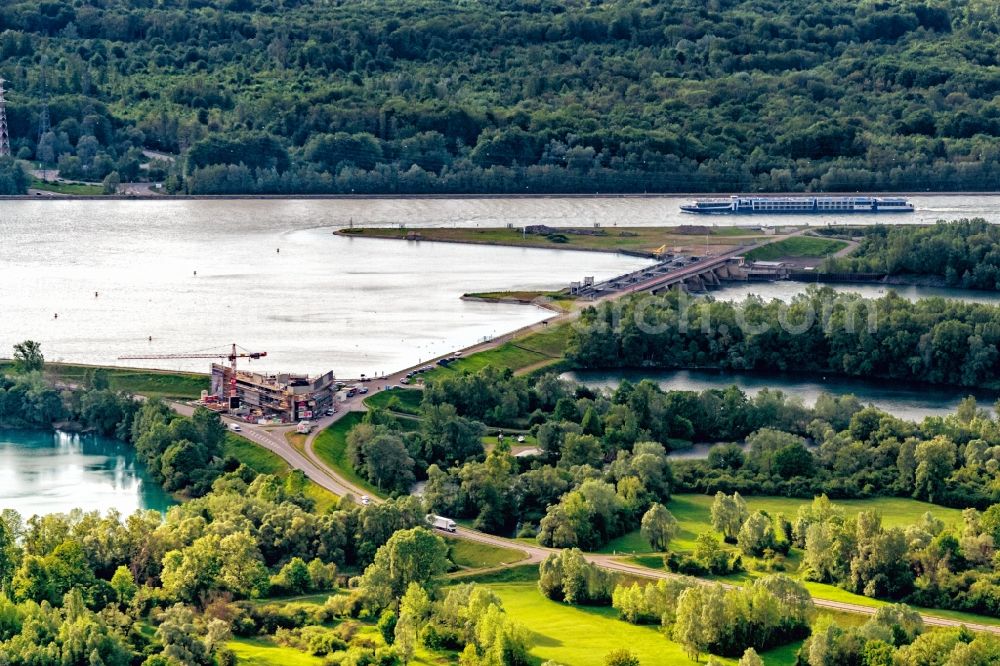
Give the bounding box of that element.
[571,250,750,297]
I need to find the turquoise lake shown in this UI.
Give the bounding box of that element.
[0,428,174,517]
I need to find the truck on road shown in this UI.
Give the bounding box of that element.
[425,514,457,533]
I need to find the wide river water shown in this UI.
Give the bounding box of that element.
[563,369,994,424]
[3,196,1000,511]
[5,196,1000,377]
[0,429,174,516]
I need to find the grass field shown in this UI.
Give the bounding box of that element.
[448,538,527,569]
[229,638,326,666]
[603,494,965,555]
[603,494,1000,628]
[224,435,289,475]
[363,388,424,415]
[744,236,847,262]
[29,177,105,195]
[489,582,798,666]
[464,290,578,312]
[423,323,571,382]
[311,413,384,498]
[0,360,209,400]
[222,435,338,513]
[342,225,771,256]
[231,632,447,665]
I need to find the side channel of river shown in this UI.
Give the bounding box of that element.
[0,429,175,517]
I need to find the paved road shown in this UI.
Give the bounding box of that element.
[167,226,999,634]
[174,395,1000,635]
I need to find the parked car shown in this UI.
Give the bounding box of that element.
[361,495,371,506]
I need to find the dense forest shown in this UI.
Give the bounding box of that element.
[388,363,1000,617]
[9,341,1000,661]
[567,287,1000,389]
[0,348,530,665]
[2,1,1000,194]
[823,219,1000,289]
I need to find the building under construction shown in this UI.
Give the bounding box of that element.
[211,365,336,422]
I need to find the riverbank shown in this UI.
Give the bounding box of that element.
[4,191,1000,201]
[341,223,1000,295]
[337,224,776,257]
[460,291,577,312]
[0,359,208,399]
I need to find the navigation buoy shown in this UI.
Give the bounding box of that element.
[276,248,280,253]
[54,313,58,319]
[193,270,197,276]
[94,291,98,298]
[148,335,152,342]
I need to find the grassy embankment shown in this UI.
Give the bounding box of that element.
[29,177,105,195]
[311,413,383,498]
[448,538,527,569]
[340,225,772,256]
[744,236,847,261]
[422,322,572,383]
[362,388,424,415]
[464,290,578,312]
[600,493,1000,628]
[0,360,208,400]
[222,434,338,513]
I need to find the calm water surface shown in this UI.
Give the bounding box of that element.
[563,368,997,423]
[4,197,1000,507]
[3,194,993,230]
[0,429,174,516]
[0,200,653,376]
[4,196,1000,377]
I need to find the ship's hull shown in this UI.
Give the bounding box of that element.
[680,206,915,214]
[681,197,914,214]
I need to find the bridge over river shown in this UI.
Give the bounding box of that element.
[573,246,752,297]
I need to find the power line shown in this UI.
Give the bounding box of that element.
[0,77,10,157]
[37,55,51,141]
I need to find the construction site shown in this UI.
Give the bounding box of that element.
[119,344,336,423]
[209,364,336,423]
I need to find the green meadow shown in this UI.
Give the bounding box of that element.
[363,388,424,415]
[490,582,799,666]
[602,494,965,555]
[423,324,571,382]
[311,413,384,498]
[222,434,339,513]
[0,360,209,400]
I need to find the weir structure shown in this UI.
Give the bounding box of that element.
[573,247,751,297]
[0,77,10,157]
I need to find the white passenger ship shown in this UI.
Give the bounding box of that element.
[680,196,914,214]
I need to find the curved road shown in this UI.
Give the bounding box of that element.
[170,384,1000,636]
[170,229,998,635]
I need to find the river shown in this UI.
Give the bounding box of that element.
[4,195,1000,231]
[4,196,1000,509]
[0,200,652,376]
[0,429,174,516]
[562,368,995,424]
[4,196,1000,377]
